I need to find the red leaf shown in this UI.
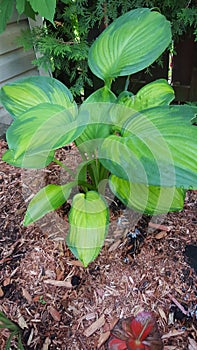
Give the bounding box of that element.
[130,312,154,340]
[129,319,144,339]
[108,336,127,350]
[107,312,163,350]
[127,338,145,350]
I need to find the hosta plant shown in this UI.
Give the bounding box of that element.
[1,8,197,267]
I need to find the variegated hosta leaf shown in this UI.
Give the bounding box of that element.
[110,103,137,132]
[117,79,175,111]
[88,8,171,82]
[76,97,116,158]
[24,182,75,226]
[66,191,109,267]
[2,148,55,169]
[0,76,77,118]
[122,105,197,189]
[111,80,174,131]
[99,134,149,182]
[109,175,186,215]
[99,105,197,189]
[84,86,117,104]
[3,103,86,168]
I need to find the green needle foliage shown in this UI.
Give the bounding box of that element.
[1,8,197,267]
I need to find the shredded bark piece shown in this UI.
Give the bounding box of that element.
[148,222,172,231]
[84,315,105,337]
[43,279,72,288]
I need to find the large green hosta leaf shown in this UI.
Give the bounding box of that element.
[0,76,76,118]
[76,92,116,157]
[66,191,109,267]
[110,175,186,215]
[88,8,171,82]
[3,103,86,168]
[24,182,75,226]
[110,80,174,132]
[84,86,117,104]
[99,134,146,181]
[117,79,175,111]
[2,148,55,169]
[99,105,197,189]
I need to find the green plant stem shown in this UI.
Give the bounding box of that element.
[53,157,75,178]
[87,161,98,188]
[97,161,108,180]
[77,181,96,191]
[105,78,112,89]
[18,333,25,350]
[94,158,101,186]
[124,75,130,90]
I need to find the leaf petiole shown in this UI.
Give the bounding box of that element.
[53,157,76,177]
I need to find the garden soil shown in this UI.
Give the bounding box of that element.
[0,139,196,350]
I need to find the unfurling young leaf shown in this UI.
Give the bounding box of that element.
[66,191,109,267]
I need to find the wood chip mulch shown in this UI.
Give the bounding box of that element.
[0,139,196,350]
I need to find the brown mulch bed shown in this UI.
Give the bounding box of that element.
[0,139,196,350]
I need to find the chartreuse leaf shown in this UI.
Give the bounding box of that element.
[117,79,175,111]
[123,105,197,188]
[99,105,197,189]
[3,103,86,168]
[76,94,116,157]
[0,0,15,33]
[111,80,174,131]
[88,8,171,82]
[99,134,149,182]
[0,76,76,118]
[2,149,55,169]
[66,191,109,267]
[109,175,186,215]
[110,103,137,132]
[84,86,117,104]
[24,182,75,226]
[28,0,56,23]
